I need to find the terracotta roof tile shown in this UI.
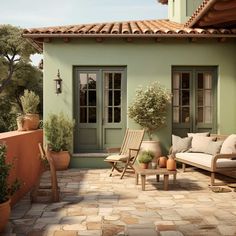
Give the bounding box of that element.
[23,19,236,39]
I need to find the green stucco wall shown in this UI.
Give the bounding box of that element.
[43,39,236,166]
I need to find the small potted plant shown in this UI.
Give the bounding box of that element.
[44,112,74,170]
[128,82,171,161]
[138,150,154,169]
[0,143,20,232]
[20,90,40,130]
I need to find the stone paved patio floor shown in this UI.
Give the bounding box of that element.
[2,168,236,236]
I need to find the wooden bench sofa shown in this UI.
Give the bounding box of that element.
[174,134,236,185]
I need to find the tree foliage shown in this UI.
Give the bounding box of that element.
[0,24,36,93]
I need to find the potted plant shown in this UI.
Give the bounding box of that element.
[128,82,171,161]
[44,112,74,170]
[138,150,154,169]
[20,90,40,130]
[0,143,20,232]
[16,113,25,131]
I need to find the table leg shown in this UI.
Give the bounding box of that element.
[141,175,146,191]
[156,175,160,182]
[164,175,169,190]
[135,172,139,185]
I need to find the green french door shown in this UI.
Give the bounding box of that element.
[74,67,127,152]
[172,67,217,137]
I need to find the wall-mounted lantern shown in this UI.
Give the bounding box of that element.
[54,69,62,94]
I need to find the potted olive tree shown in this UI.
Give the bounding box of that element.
[138,150,154,169]
[20,90,40,130]
[0,143,20,232]
[44,112,74,170]
[128,82,171,161]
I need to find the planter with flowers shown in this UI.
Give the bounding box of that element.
[128,82,171,162]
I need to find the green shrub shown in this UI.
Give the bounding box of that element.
[0,143,20,203]
[128,82,171,140]
[138,150,154,164]
[44,112,74,152]
[20,89,40,114]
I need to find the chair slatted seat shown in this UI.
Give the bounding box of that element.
[104,129,145,179]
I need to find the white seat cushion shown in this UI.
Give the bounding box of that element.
[105,154,129,161]
[176,152,236,168]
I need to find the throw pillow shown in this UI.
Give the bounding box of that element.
[220,134,236,154]
[204,141,223,156]
[187,132,210,137]
[190,136,216,153]
[172,135,192,154]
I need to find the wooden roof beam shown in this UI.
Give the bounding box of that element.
[214,0,236,11]
[199,15,236,27]
[207,7,236,19]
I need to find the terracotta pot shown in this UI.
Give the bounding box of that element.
[159,156,167,168]
[49,150,70,170]
[0,199,11,232]
[140,163,149,169]
[23,113,40,130]
[167,156,176,171]
[140,140,162,163]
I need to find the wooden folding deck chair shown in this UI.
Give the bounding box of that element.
[30,143,60,202]
[104,129,145,179]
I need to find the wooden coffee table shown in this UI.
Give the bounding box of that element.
[133,165,177,191]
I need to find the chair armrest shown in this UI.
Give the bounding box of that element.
[106,147,121,153]
[211,153,236,171]
[128,148,140,151]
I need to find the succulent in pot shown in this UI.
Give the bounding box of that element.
[44,112,74,170]
[20,90,40,130]
[138,150,154,169]
[0,143,20,232]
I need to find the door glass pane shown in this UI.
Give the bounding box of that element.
[114,108,121,123]
[88,108,96,123]
[182,107,190,123]
[204,73,212,89]
[182,73,190,89]
[173,72,180,89]
[173,90,179,106]
[108,108,113,123]
[114,73,121,89]
[198,90,203,106]
[173,107,179,123]
[204,90,212,106]
[80,91,87,106]
[80,73,87,89]
[88,91,96,106]
[88,74,96,89]
[109,73,113,89]
[114,91,121,106]
[198,73,204,89]
[182,91,189,106]
[198,107,203,123]
[109,91,113,106]
[80,108,87,123]
[204,107,212,123]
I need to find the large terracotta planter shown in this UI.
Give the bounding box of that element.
[23,113,40,130]
[0,199,11,232]
[49,150,70,170]
[140,140,162,163]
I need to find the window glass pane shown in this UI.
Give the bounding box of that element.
[204,107,212,123]
[108,108,113,123]
[182,73,190,89]
[173,90,179,106]
[80,91,87,106]
[114,91,121,106]
[109,73,113,89]
[114,73,121,89]
[114,108,121,123]
[109,91,113,106]
[80,73,87,90]
[88,108,96,123]
[182,107,190,123]
[88,91,96,106]
[182,90,190,106]
[204,73,212,89]
[173,107,179,123]
[88,74,96,89]
[198,73,204,89]
[198,90,203,106]
[173,73,180,89]
[80,108,87,123]
[197,107,203,123]
[104,73,109,89]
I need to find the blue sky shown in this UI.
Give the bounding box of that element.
[0,0,167,28]
[0,0,167,65]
